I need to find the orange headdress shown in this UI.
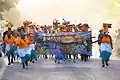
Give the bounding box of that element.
[102,23,112,34]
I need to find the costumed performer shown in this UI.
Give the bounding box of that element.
[28,33,37,63]
[16,33,31,68]
[4,34,15,65]
[93,32,113,67]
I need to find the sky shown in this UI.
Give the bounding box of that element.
[17,0,120,28]
[16,0,120,38]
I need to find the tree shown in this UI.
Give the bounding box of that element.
[0,0,19,20]
[114,29,120,58]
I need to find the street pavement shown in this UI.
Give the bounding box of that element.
[0,58,120,80]
[0,57,7,80]
[0,58,4,69]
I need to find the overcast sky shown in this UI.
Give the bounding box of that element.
[15,0,120,31]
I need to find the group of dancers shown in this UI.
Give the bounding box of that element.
[3,30,37,68]
[2,28,91,68]
[1,20,113,68]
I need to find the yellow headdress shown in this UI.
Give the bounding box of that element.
[5,22,13,28]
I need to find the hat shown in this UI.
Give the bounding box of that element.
[82,23,89,28]
[103,23,112,28]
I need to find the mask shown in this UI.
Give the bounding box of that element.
[21,36,25,39]
[105,32,109,35]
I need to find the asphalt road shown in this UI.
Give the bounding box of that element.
[0,58,120,80]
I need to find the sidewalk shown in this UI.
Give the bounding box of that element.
[0,57,8,80]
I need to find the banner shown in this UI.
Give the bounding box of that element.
[36,31,92,55]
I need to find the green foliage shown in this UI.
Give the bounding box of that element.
[0,0,19,19]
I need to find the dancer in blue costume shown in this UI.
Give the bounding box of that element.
[17,33,31,68]
[28,33,37,63]
[100,32,113,67]
[13,33,20,60]
[54,45,64,64]
[93,32,113,67]
[4,34,15,65]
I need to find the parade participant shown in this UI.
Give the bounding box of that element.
[102,23,111,34]
[47,25,52,33]
[98,28,104,58]
[36,45,41,58]
[43,25,47,33]
[100,32,113,67]
[3,28,13,41]
[67,25,73,32]
[28,25,35,34]
[81,23,89,32]
[17,27,22,37]
[41,34,48,59]
[79,41,88,61]
[73,34,82,61]
[16,33,31,68]
[23,20,32,33]
[98,23,112,58]
[34,27,41,41]
[20,27,26,35]
[93,32,113,67]
[55,45,64,64]
[41,47,48,59]
[2,27,13,55]
[28,33,37,63]
[4,34,15,65]
[3,21,13,41]
[13,33,20,60]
